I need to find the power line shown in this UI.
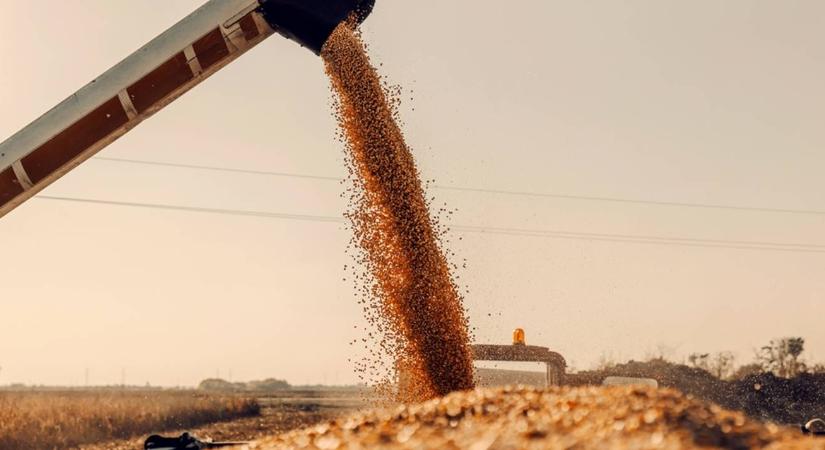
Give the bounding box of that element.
[38,195,345,224]
[94,157,340,182]
[92,156,825,216]
[454,224,825,249]
[439,186,825,216]
[36,195,825,254]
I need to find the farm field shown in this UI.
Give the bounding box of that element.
[83,389,368,450]
[0,389,260,449]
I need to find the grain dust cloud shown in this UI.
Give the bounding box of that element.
[322,22,475,402]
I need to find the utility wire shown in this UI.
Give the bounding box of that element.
[38,195,345,224]
[94,157,340,182]
[454,224,825,249]
[92,156,825,216]
[455,227,825,254]
[36,195,825,254]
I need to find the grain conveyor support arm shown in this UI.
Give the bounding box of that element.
[0,0,374,219]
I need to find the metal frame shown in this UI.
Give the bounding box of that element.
[471,344,567,387]
[0,0,271,218]
[0,0,261,172]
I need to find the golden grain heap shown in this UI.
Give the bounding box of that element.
[253,386,821,450]
[321,22,475,402]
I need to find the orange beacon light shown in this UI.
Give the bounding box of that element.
[513,328,526,346]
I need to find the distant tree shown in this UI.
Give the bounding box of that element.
[198,378,242,391]
[594,352,618,371]
[810,364,825,375]
[759,337,807,378]
[732,363,764,380]
[247,378,291,391]
[687,353,710,371]
[708,352,736,380]
[686,352,736,379]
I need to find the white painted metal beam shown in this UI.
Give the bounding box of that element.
[0,0,285,218]
[0,0,261,173]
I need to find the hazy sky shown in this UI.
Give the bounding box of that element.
[1,0,823,386]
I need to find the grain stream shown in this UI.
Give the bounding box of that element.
[322,22,475,402]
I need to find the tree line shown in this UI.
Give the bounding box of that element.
[686,337,824,380]
[198,377,291,391]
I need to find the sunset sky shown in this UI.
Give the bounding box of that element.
[1,0,823,386]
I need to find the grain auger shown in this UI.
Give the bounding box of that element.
[0,0,375,218]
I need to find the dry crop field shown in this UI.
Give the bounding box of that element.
[83,389,369,450]
[0,390,260,449]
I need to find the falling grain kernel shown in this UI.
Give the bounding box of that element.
[321,22,475,402]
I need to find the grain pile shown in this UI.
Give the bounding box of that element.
[322,22,475,402]
[251,386,822,450]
